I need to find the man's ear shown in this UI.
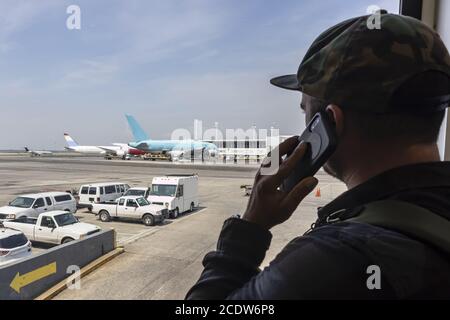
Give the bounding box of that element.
[325,104,344,137]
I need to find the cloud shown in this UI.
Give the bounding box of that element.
[187,50,220,63]
[0,0,59,54]
[0,0,401,149]
[56,1,231,88]
[61,59,119,86]
[114,0,229,64]
[127,70,303,139]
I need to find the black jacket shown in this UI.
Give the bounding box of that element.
[186,162,450,299]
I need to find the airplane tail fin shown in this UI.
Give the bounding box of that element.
[64,133,79,148]
[125,114,149,142]
[24,147,29,152]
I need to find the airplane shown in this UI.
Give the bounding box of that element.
[24,147,53,157]
[63,133,146,160]
[125,114,218,161]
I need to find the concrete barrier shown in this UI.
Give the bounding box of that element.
[0,229,115,300]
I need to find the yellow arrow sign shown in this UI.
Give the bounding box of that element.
[10,262,57,293]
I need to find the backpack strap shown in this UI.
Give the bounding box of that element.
[347,200,450,255]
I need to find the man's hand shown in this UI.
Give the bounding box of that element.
[242,136,318,230]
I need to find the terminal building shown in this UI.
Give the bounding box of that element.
[205,135,292,163]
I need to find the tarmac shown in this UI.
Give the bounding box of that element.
[0,155,347,299]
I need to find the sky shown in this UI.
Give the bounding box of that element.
[0,0,399,150]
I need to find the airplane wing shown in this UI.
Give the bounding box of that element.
[97,147,118,156]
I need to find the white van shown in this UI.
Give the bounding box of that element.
[78,182,130,211]
[148,175,199,219]
[0,192,77,220]
[123,187,151,198]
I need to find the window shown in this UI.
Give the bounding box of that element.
[0,234,28,249]
[9,197,35,208]
[119,198,125,206]
[105,186,116,194]
[40,216,55,228]
[151,185,177,197]
[120,185,125,193]
[54,213,78,227]
[34,198,45,208]
[124,189,146,197]
[45,197,52,206]
[100,187,104,195]
[80,187,89,195]
[136,197,149,206]
[177,185,184,197]
[126,199,137,207]
[89,187,97,195]
[54,194,72,202]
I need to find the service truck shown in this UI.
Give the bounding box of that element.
[91,196,168,226]
[148,175,199,219]
[3,211,101,245]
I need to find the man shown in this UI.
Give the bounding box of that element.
[186,12,450,299]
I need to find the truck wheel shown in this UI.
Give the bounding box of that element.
[170,208,179,219]
[99,210,111,222]
[62,237,74,244]
[142,214,155,226]
[190,202,194,212]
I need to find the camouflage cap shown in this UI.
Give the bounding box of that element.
[270,11,450,113]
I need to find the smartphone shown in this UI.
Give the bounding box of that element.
[280,111,338,193]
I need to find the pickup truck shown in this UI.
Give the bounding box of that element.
[2,211,101,245]
[91,196,168,226]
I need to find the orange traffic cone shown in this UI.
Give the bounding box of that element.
[315,187,321,197]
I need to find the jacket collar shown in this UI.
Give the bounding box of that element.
[316,161,450,225]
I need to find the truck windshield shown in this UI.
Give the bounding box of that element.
[9,197,35,208]
[124,189,146,197]
[136,197,149,206]
[54,213,78,227]
[150,185,177,197]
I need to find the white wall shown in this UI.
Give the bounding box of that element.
[434,0,450,159]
